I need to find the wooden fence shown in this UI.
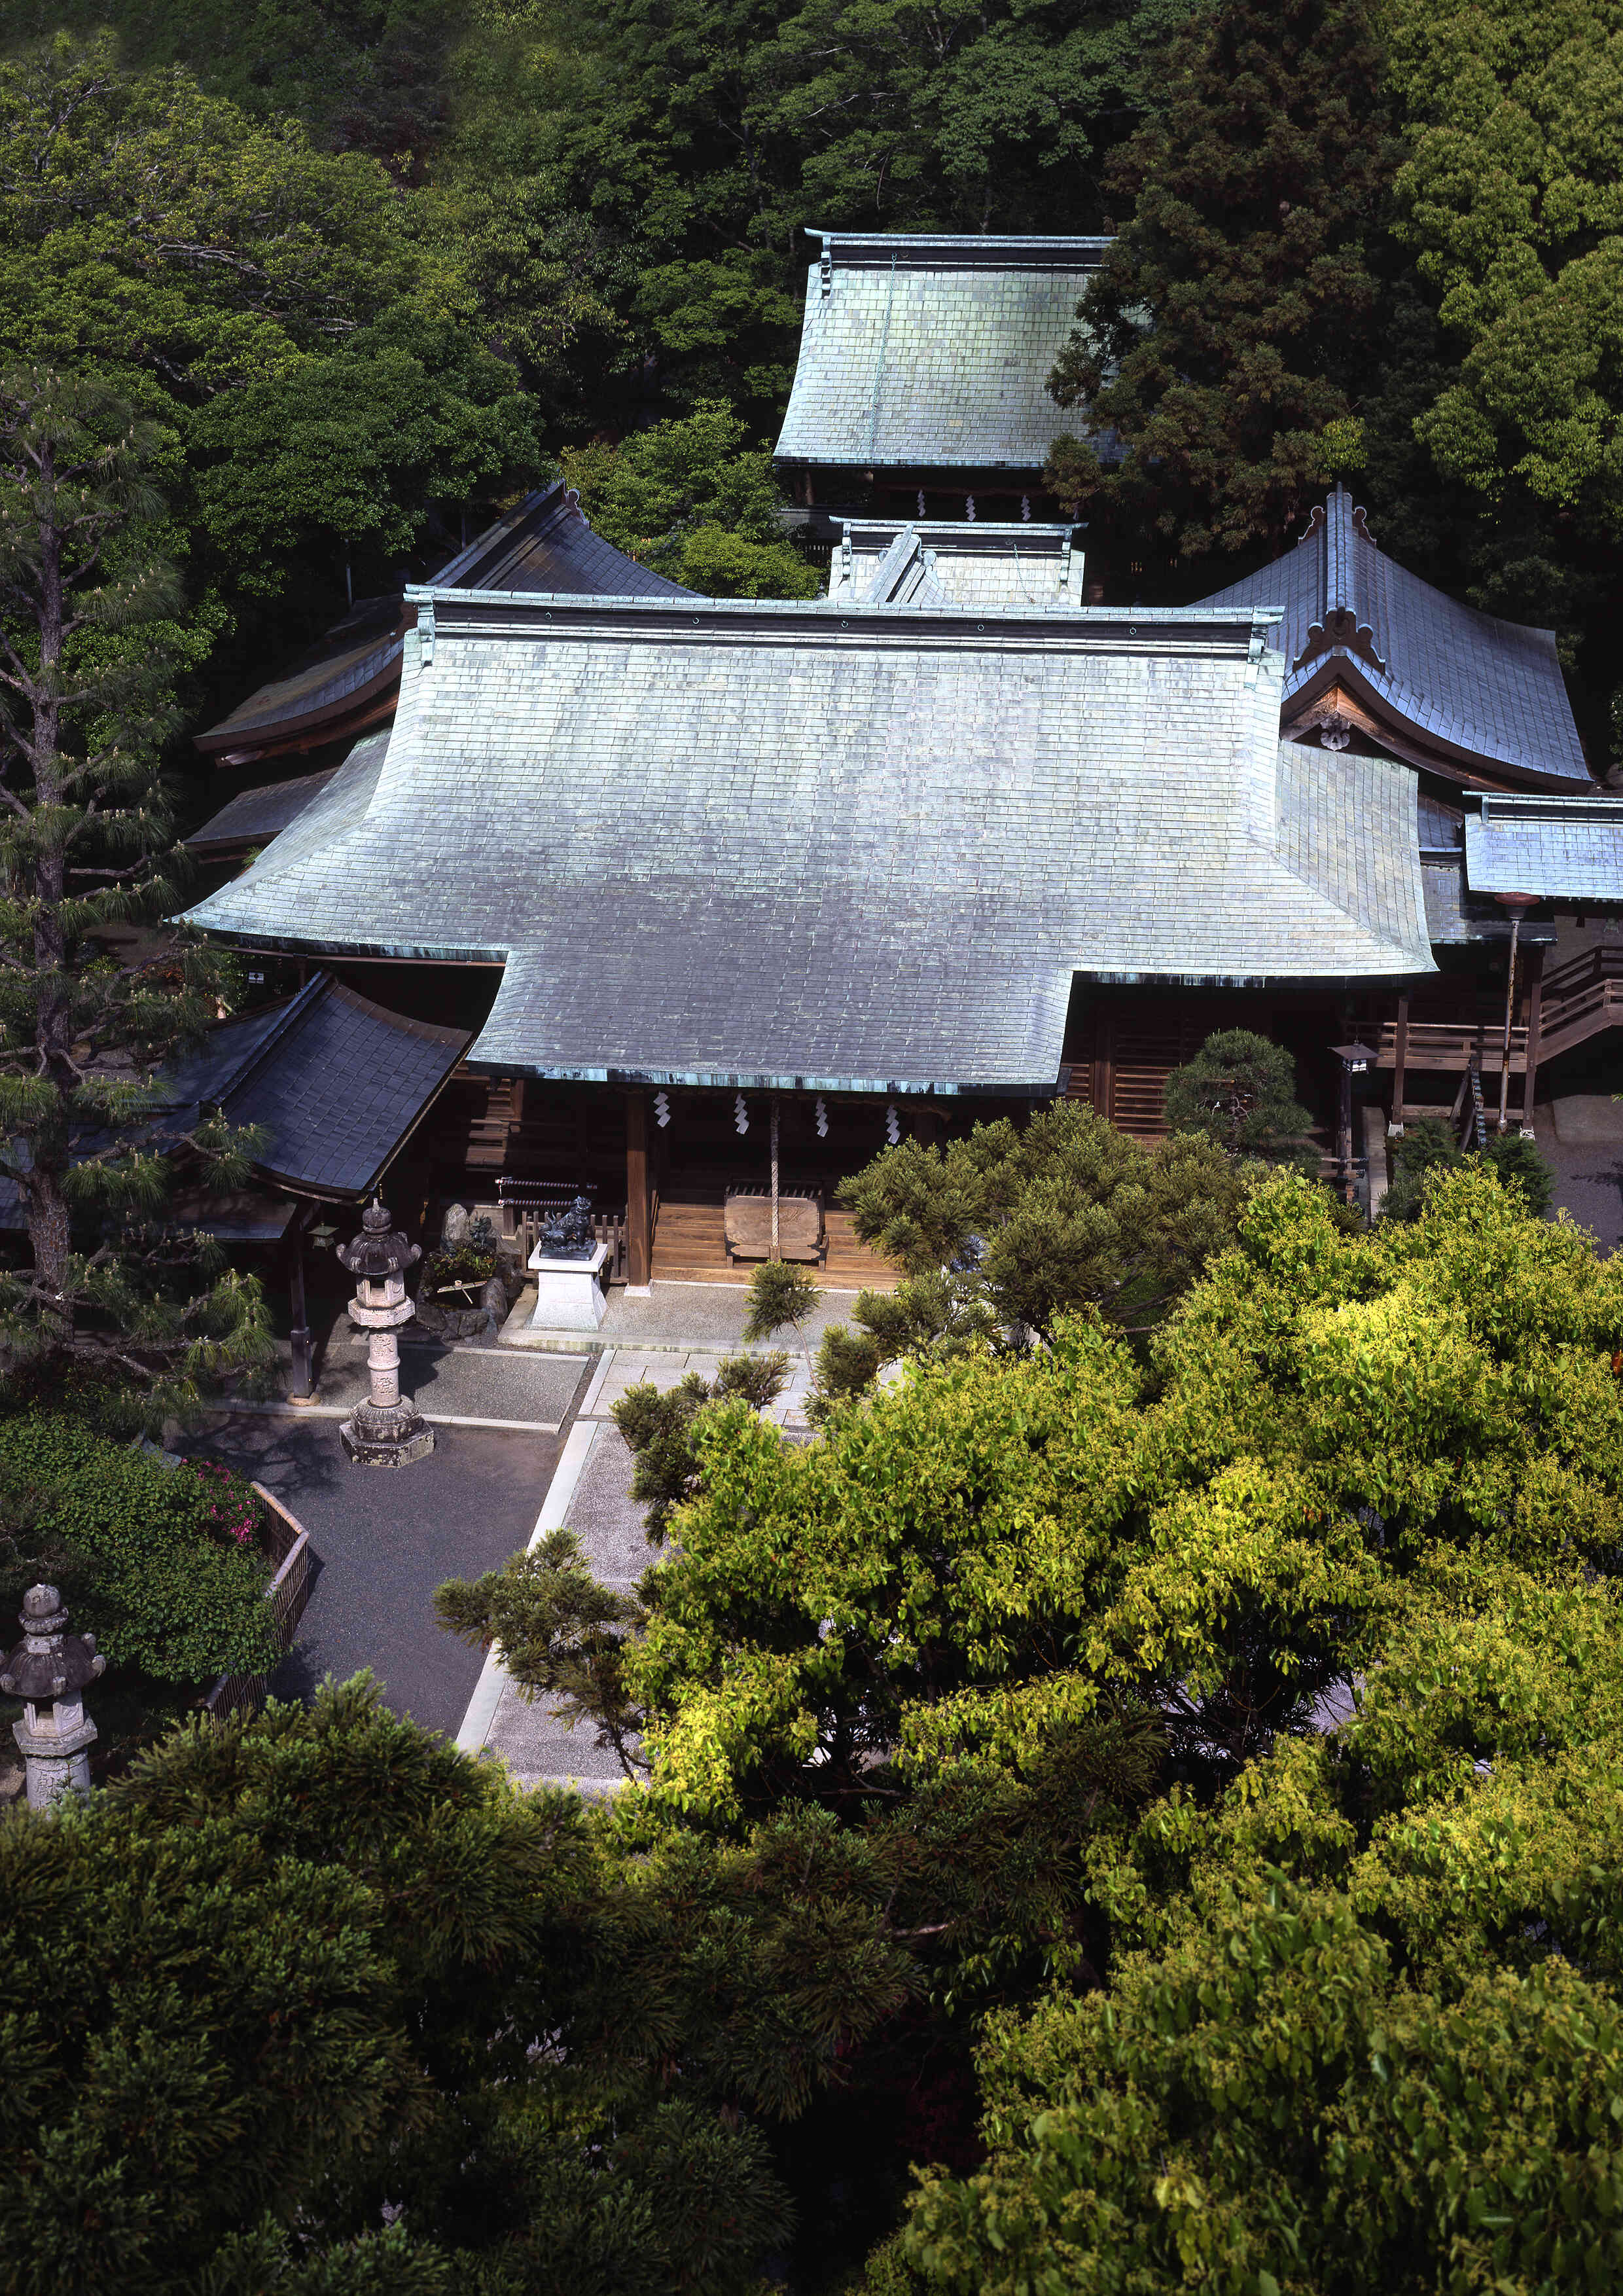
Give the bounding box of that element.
[204,1482,315,1724]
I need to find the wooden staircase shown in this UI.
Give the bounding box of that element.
[650,1199,902,1290]
[1375,946,1623,1077]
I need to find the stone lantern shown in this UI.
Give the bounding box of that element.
[335,1197,434,1466]
[1,1585,105,1810]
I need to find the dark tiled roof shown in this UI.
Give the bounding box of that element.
[0,976,465,1224]
[775,232,1111,474]
[196,597,406,756]
[186,766,340,855]
[428,480,696,598]
[1194,487,1590,785]
[187,592,1435,1095]
[195,488,693,757]
[223,979,468,1195]
[151,973,465,1197]
[1465,793,1623,900]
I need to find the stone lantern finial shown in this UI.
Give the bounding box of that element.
[334,1194,434,1466]
[1,1584,105,1809]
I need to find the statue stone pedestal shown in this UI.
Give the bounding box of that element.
[528,1240,610,1331]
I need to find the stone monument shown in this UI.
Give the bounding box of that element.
[527,1192,610,1333]
[1,1585,105,1809]
[336,1197,435,1465]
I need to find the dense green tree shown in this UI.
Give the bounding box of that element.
[816,1103,1252,1411]
[0,1676,922,2295]
[1381,1111,1556,1223]
[0,367,270,1415]
[1162,1028,1315,1162]
[561,401,818,595]
[438,0,1204,419]
[1043,0,1398,562]
[0,38,541,694]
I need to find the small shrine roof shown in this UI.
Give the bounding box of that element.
[774,230,1109,475]
[152,970,466,1198]
[1194,487,1590,787]
[825,520,1085,609]
[194,484,691,761]
[186,764,340,856]
[187,593,1433,1095]
[1465,793,1623,901]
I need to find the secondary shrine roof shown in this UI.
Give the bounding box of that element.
[1465,793,1623,901]
[194,483,691,761]
[154,971,468,1198]
[187,764,341,857]
[774,232,1109,475]
[187,592,1433,1095]
[825,520,1085,609]
[1194,486,1590,789]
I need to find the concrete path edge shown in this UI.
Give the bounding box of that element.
[454,1418,601,1756]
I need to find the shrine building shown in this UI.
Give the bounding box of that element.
[177,236,1623,1300]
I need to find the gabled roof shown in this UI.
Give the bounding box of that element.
[194,483,694,763]
[774,231,1109,475]
[1465,793,1623,901]
[1194,486,1590,790]
[186,764,341,857]
[427,480,696,600]
[825,520,1085,609]
[149,971,468,1198]
[185,591,1433,1096]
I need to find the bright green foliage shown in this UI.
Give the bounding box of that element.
[1162,1028,1315,1162]
[1044,0,1398,558]
[1389,0,1623,530]
[743,1257,820,1345]
[610,1169,1623,1825]
[824,1103,1252,1408]
[1382,1111,1556,1223]
[0,1414,279,1680]
[562,402,817,596]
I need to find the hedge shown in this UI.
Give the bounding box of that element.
[0,1416,281,1684]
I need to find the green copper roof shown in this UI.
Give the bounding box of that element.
[185,592,1432,1095]
[774,232,1109,474]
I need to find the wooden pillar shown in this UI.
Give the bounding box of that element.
[1391,994,1409,1133]
[287,1206,314,1400]
[1522,944,1544,1135]
[625,1090,651,1288]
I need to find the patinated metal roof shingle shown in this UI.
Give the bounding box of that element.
[1195,486,1590,784]
[775,233,1109,473]
[1465,793,1623,900]
[186,594,1433,1094]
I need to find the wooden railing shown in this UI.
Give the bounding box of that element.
[1376,945,1623,1078]
[205,1483,315,1725]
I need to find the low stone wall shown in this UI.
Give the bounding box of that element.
[204,1483,315,1724]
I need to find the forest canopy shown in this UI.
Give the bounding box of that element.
[3,0,1619,750]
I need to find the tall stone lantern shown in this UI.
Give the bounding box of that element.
[336,1198,435,1466]
[1,1585,105,1810]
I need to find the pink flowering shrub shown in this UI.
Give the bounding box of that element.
[184,1460,266,1548]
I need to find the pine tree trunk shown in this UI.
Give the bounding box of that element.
[18,439,73,1318]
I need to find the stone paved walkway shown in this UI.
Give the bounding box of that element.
[455,1337,814,1791]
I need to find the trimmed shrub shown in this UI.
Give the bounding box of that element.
[0,1416,279,1683]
